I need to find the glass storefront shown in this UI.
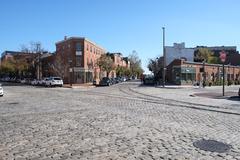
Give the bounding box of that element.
[172,66,196,85]
[73,68,93,84]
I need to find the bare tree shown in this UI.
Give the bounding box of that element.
[20,44,31,53]
[50,55,69,80]
[20,41,45,53]
[128,50,143,77]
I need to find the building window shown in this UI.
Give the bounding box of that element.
[76,43,82,51]
[87,44,89,51]
[76,56,82,67]
[90,46,92,52]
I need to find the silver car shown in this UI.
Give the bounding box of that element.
[0,86,3,97]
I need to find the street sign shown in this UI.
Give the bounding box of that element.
[219,51,226,96]
[220,51,226,63]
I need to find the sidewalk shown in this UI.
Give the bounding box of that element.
[193,92,239,99]
[155,85,194,89]
[154,84,240,90]
[63,83,96,89]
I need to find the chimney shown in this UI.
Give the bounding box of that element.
[64,36,67,40]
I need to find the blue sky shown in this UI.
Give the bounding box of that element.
[1,0,240,73]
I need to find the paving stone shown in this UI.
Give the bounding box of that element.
[0,82,239,159]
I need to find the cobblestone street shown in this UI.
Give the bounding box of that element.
[0,82,240,159]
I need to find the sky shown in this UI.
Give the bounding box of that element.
[1,0,240,73]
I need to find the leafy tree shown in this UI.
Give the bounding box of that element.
[147,57,163,82]
[97,54,115,77]
[116,66,124,76]
[124,68,131,77]
[0,57,29,78]
[0,60,15,76]
[128,50,143,77]
[12,55,29,78]
[116,66,132,77]
[148,58,162,74]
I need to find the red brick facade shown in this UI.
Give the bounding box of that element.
[167,59,240,85]
[55,37,106,84]
[108,53,130,78]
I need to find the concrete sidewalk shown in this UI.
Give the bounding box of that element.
[193,91,239,99]
[63,83,96,89]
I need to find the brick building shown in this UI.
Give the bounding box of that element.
[167,59,240,85]
[55,37,106,84]
[107,53,130,77]
[1,51,23,62]
[1,50,53,79]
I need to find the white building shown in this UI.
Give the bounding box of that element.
[165,43,194,66]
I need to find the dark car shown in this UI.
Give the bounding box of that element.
[115,77,121,83]
[110,78,116,85]
[238,88,240,97]
[99,77,111,86]
[143,75,155,85]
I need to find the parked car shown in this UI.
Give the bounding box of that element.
[117,77,124,82]
[115,77,121,83]
[45,77,63,87]
[99,77,111,86]
[20,78,26,84]
[143,75,155,85]
[0,85,3,97]
[4,77,10,82]
[38,78,48,86]
[127,77,132,81]
[238,88,240,97]
[93,80,97,85]
[31,79,38,86]
[10,77,17,82]
[110,78,116,85]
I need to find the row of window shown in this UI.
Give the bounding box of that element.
[86,44,103,55]
[58,44,103,53]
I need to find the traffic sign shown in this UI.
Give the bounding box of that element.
[219,51,226,63]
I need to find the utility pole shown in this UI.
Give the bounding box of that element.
[36,43,41,80]
[162,27,166,87]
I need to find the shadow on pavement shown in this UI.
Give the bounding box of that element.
[228,96,240,101]
[0,82,26,86]
[194,92,239,101]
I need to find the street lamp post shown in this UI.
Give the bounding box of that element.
[220,51,226,96]
[223,63,225,96]
[203,60,206,88]
[36,43,41,80]
[162,27,166,87]
[68,59,73,87]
